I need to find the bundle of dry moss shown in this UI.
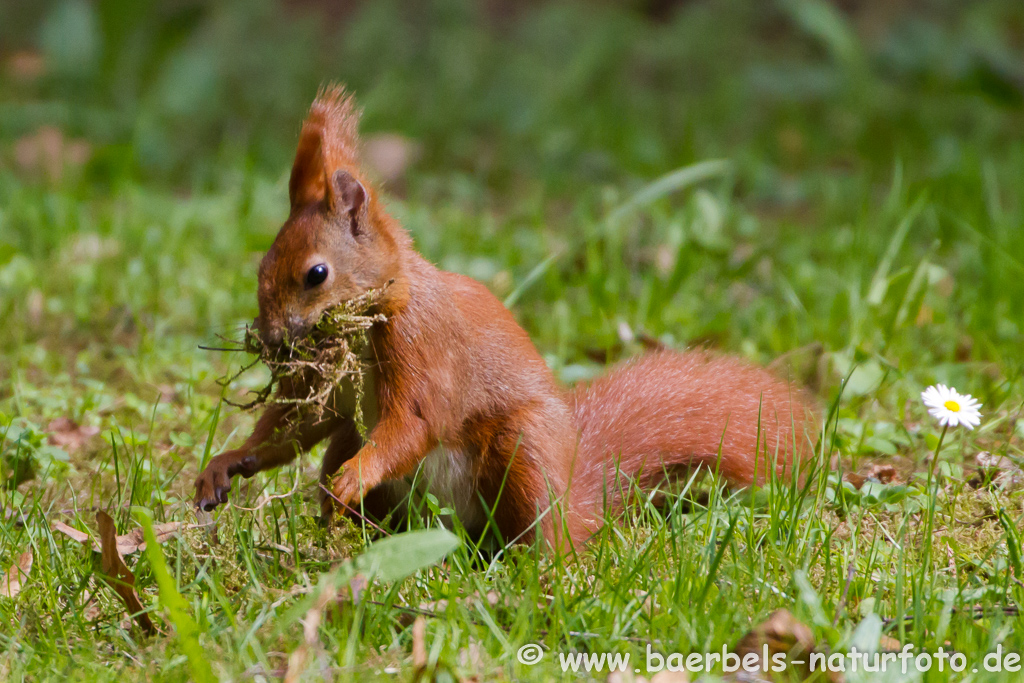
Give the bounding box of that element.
[223,283,391,428]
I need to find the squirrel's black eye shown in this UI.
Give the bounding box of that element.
[305,264,329,288]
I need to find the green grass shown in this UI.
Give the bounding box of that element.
[2,0,1024,680]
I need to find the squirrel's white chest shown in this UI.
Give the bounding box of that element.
[336,366,484,532]
[385,446,486,533]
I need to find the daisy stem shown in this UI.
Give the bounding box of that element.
[928,424,949,484]
[922,423,948,583]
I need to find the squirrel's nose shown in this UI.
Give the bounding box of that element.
[286,314,315,339]
[261,329,284,348]
[256,317,285,347]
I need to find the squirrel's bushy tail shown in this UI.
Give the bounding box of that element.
[567,350,816,517]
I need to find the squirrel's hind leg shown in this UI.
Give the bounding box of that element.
[476,406,591,553]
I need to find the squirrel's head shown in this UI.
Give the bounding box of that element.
[256,86,401,348]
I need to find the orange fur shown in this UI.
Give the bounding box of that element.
[194,85,818,550]
[569,351,813,521]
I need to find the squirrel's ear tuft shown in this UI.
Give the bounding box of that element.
[289,85,363,212]
[315,84,361,171]
[289,121,326,209]
[327,169,368,234]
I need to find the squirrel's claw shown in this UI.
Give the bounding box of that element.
[194,461,232,511]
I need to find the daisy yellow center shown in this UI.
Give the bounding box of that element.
[943,400,961,412]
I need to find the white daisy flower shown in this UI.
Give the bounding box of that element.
[921,384,982,429]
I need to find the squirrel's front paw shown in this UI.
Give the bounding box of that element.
[194,454,244,511]
[330,470,367,512]
[195,451,259,511]
[195,462,231,511]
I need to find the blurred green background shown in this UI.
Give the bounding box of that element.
[2,0,1023,430]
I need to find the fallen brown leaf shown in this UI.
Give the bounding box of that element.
[419,598,450,613]
[842,473,866,489]
[631,589,658,612]
[284,583,337,683]
[412,616,428,668]
[14,126,91,182]
[732,609,843,682]
[0,549,33,599]
[408,616,458,682]
[81,589,103,622]
[418,589,500,614]
[96,511,155,635]
[651,670,690,682]
[456,639,485,671]
[284,638,310,681]
[843,459,905,489]
[879,634,902,652]
[6,51,45,81]
[975,452,1024,489]
[863,463,899,484]
[47,417,100,453]
[976,451,1013,470]
[52,520,92,545]
[111,522,185,555]
[54,518,185,555]
[607,672,648,683]
[347,573,368,604]
[26,289,44,327]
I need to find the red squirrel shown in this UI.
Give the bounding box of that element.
[194,85,816,549]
